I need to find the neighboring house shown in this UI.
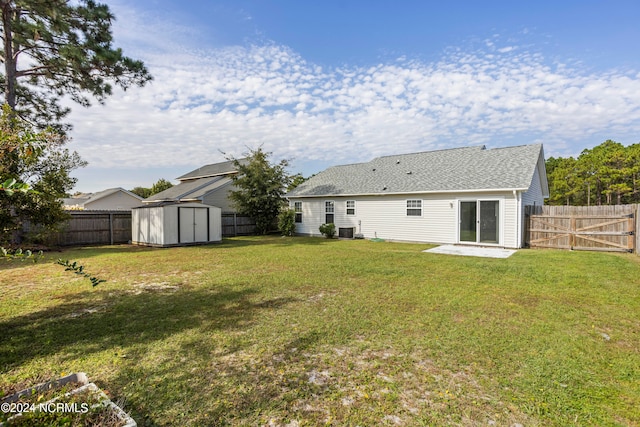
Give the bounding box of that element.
[62,188,143,210]
[143,159,246,212]
[286,144,548,248]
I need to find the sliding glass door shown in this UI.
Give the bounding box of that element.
[459,200,500,244]
[460,201,477,242]
[479,200,499,243]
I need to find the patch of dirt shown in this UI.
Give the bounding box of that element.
[306,291,338,303]
[68,306,106,318]
[307,370,331,386]
[203,343,536,426]
[131,282,179,294]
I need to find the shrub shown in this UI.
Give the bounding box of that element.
[278,208,296,236]
[319,223,336,239]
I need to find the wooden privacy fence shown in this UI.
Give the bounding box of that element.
[221,213,257,236]
[56,211,132,246]
[525,204,638,253]
[23,211,258,246]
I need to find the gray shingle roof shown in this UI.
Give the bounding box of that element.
[177,158,248,181]
[287,144,544,197]
[144,176,231,202]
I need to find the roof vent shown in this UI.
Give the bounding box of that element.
[396,160,401,164]
[383,186,387,190]
[372,168,376,171]
[480,145,486,150]
[406,171,412,175]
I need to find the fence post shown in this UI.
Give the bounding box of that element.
[636,204,639,255]
[109,213,114,245]
[233,213,238,237]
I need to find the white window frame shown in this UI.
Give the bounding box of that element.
[293,201,303,223]
[325,200,335,224]
[346,200,356,216]
[406,199,422,217]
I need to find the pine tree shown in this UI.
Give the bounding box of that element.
[0,0,152,132]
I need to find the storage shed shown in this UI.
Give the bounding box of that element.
[132,202,222,247]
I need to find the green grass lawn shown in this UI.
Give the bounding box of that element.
[1,236,639,426]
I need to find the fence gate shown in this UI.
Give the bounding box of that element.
[526,205,636,253]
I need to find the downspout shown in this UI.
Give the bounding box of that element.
[514,190,521,248]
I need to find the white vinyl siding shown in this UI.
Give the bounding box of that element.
[519,162,547,248]
[291,195,454,243]
[522,165,545,207]
[290,191,521,248]
[502,196,516,247]
[84,191,142,211]
[201,181,237,213]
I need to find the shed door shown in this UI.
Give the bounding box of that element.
[179,207,209,243]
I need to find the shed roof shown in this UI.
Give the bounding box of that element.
[133,201,219,209]
[287,144,545,197]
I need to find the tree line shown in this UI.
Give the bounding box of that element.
[546,140,640,206]
[130,179,174,199]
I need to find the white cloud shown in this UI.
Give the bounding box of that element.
[66,5,640,191]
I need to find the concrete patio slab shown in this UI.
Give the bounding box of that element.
[423,245,516,258]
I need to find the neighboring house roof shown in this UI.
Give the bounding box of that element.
[62,195,91,208]
[287,144,547,198]
[62,188,143,209]
[144,158,245,204]
[86,188,143,203]
[176,158,248,181]
[144,176,231,203]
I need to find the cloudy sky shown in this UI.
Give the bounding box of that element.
[66,0,640,192]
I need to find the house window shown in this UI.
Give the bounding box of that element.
[294,201,303,223]
[325,201,335,224]
[346,200,356,215]
[406,199,422,216]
